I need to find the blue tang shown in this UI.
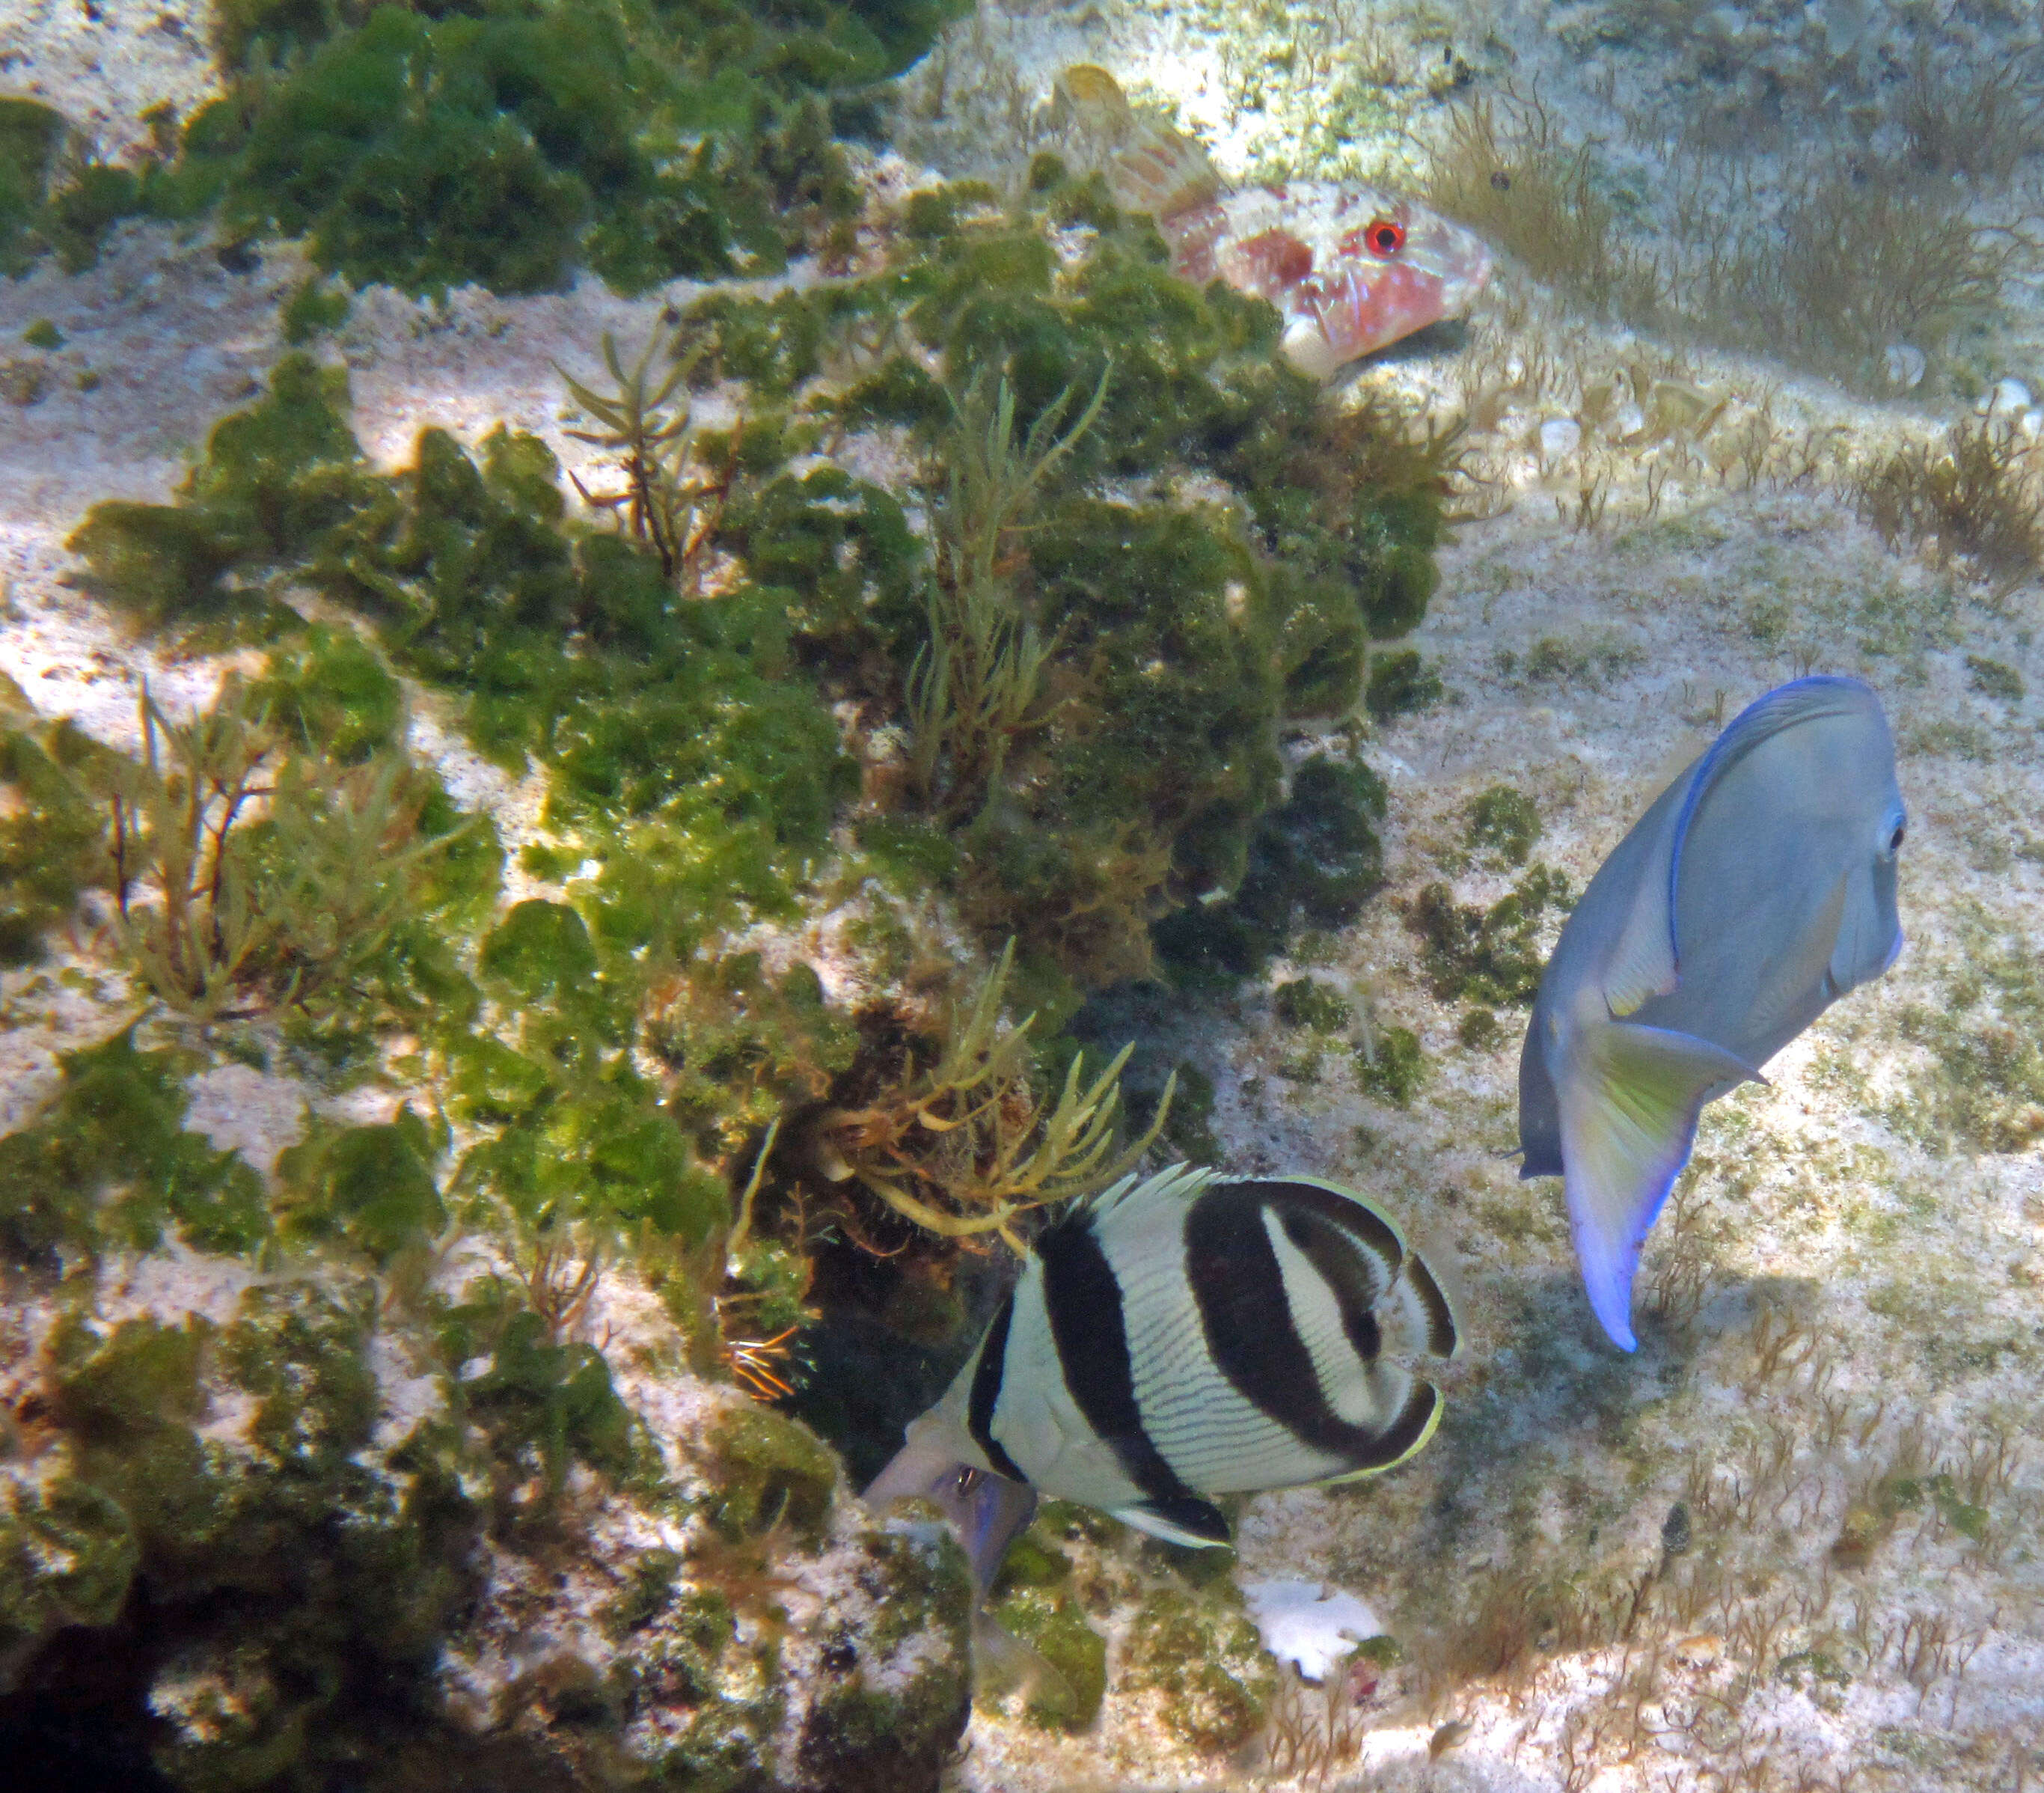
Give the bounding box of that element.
[1518,676,1906,1350]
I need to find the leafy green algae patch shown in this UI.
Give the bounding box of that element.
[0,1032,266,1263]
[675,178,1449,996]
[78,0,958,298]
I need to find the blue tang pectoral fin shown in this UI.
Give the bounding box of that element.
[1560,1019,1762,1351]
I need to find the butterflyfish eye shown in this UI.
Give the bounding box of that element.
[955,1466,983,1497]
[1365,218,1404,257]
[1889,822,1906,852]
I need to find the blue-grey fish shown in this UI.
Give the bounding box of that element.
[1517,676,1906,1351]
[866,1164,1460,1582]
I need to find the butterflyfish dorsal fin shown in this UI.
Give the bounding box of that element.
[1051,64,1225,220]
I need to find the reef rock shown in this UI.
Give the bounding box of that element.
[0,1249,972,1792]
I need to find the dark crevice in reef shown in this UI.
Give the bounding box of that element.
[1,1595,180,1792]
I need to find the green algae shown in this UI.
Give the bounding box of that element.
[682,177,1454,938]
[702,1402,837,1544]
[5,1286,474,1787]
[275,1113,447,1262]
[454,899,729,1247]
[1457,1006,1505,1051]
[0,1032,267,1263]
[66,171,1449,1016]
[1465,784,1542,867]
[247,625,403,763]
[451,1304,643,1510]
[1365,646,1447,720]
[1358,1024,1428,1106]
[0,688,125,966]
[1276,978,1354,1031]
[651,953,858,1154]
[71,358,845,989]
[279,275,352,344]
[70,353,372,629]
[1407,865,1574,1005]
[0,97,153,275]
[990,1585,1109,1729]
[1122,1581,1276,1753]
[144,0,952,299]
[1154,754,1388,981]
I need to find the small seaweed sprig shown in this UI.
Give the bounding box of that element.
[108,679,455,1022]
[111,680,277,1021]
[908,367,1110,818]
[558,330,734,592]
[814,940,1172,1252]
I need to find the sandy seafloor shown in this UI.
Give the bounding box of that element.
[3,1,2043,1789]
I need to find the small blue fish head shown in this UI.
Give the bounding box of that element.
[866,1420,1039,1602]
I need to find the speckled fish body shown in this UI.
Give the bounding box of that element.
[1517,676,1906,1351]
[866,1164,1460,1583]
[1056,66,1492,378]
[1160,185,1493,378]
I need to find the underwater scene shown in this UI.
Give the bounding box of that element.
[1,0,2041,1787]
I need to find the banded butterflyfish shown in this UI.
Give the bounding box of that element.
[1517,676,1906,1351]
[866,1164,1461,1592]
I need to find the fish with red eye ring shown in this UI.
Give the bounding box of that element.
[1054,66,1493,377]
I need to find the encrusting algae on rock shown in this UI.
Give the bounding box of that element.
[10,0,2044,1786]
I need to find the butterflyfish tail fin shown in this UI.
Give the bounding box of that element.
[1318,1379,1446,1484]
[1560,1021,1760,1351]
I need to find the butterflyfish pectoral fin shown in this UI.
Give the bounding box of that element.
[973,1610,1080,1717]
[1560,1020,1761,1351]
[1111,1495,1233,1548]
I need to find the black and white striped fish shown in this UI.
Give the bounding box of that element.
[866,1164,1460,1586]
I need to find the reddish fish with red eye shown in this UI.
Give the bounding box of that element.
[1054,67,1493,379]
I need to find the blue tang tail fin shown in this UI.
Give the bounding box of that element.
[1560,1019,1761,1350]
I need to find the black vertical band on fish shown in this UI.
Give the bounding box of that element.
[1037,1212,1205,1511]
[966,1293,1027,1486]
[866,1161,1460,1573]
[1183,1179,1445,1468]
[1404,1253,1461,1360]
